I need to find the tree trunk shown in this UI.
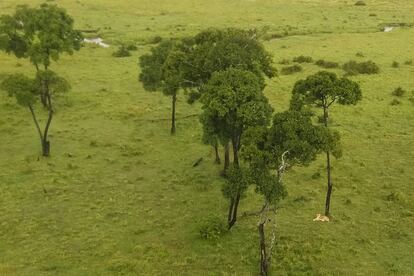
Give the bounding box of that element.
[223,143,230,174]
[232,137,239,167]
[171,92,177,135]
[324,150,333,216]
[228,192,241,229]
[259,222,269,276]
[41,108,53,157]
[214,145,221,164]
[323,105,332,216]
[227,197,235,225]
[28,104,44,155]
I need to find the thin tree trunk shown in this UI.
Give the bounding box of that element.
[214,145,221,164]
[28,104,44,153]
[323,105,332,216]
[228,192,240,229]
[227,197,235,225]
[324,150,333,216]
[232,137,239,167]
[223,143,230,174]
[171,92,177,135]
[259,222,268,276]
[41,107,53,157]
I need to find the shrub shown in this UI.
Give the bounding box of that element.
[392,87,406,97]
[315,59,339,68]
[125,43,138,51]
[391,61,399,68]
[342,60,380,75]
[279,58,291,65]
[112,45,131,57]
[281,64,303,75]
[390,99,401,106]
[293,55,313,63]
[354,1,366,6]
[199,217,227,240]
[149,35,163,44]
[404,59,413,65]
[356,52,365,57]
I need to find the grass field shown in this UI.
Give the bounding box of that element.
[1,0,414,275]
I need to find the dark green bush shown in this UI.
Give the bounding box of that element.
[404,59,413,65]
[391,61,400,68]
[281,64,303,75]
[355,1,366,6]
[279,59,291,65]
[315,59,339,68]
[199,217,227,240]
[356,52,364,57]
[112,45,131,57]
[392,87,406,97]
[390,99,401,106]
[293,55,313,63]
[342,60,380,75]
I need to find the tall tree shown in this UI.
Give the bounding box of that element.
[180,28,276,169]
[290,71,361,216]
[201,68,273,228]
[0,3,82,156]
[139,40,186,135]
[242,110,340,275]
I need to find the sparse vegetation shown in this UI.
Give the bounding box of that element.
[392,87,406,97]
[354,1,366,6]
[112,45,131,57]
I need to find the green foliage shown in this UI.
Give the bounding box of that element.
[112,45,131,57]
[281,64,302,75]
[200,68,272,147]
[222,165,249,200]
[293,55,313,63]
[342,60,380,75]
[290,71,362,111]
[392,87,406,97]
[199,216,227,240]
[180,28,276,92]
[1,73,37,106]
[0,3,83,67]
[139,40,184,96]
[315,59,339,68]
[404,59,413,65]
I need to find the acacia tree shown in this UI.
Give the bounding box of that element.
[290,71,361,216]
[242,110,341,275]
[201,68,273,228]
[139,40,186,135]
[0,3,82,156]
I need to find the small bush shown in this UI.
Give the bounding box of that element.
[369,13,377,17]
[293,55,313,63]
[281,64,303,75]
[356,52,365,57]
[342,60,380,75]
[125,43,138,51]
[392,87,406,97]
[315,59,339,68]
[112,45,131,57]
[149,36,163,44]
[390,99,401,106]
[354,1,366,6]
[199,217,227,240]
[391,61,399,68]
[404,59,413,65]
[279,59,291,65]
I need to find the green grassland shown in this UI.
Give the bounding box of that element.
[1,0,414,275]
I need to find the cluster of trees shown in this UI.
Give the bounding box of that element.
[0,4,363,274]
[0,4,82,156]
[139,28,362,275]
